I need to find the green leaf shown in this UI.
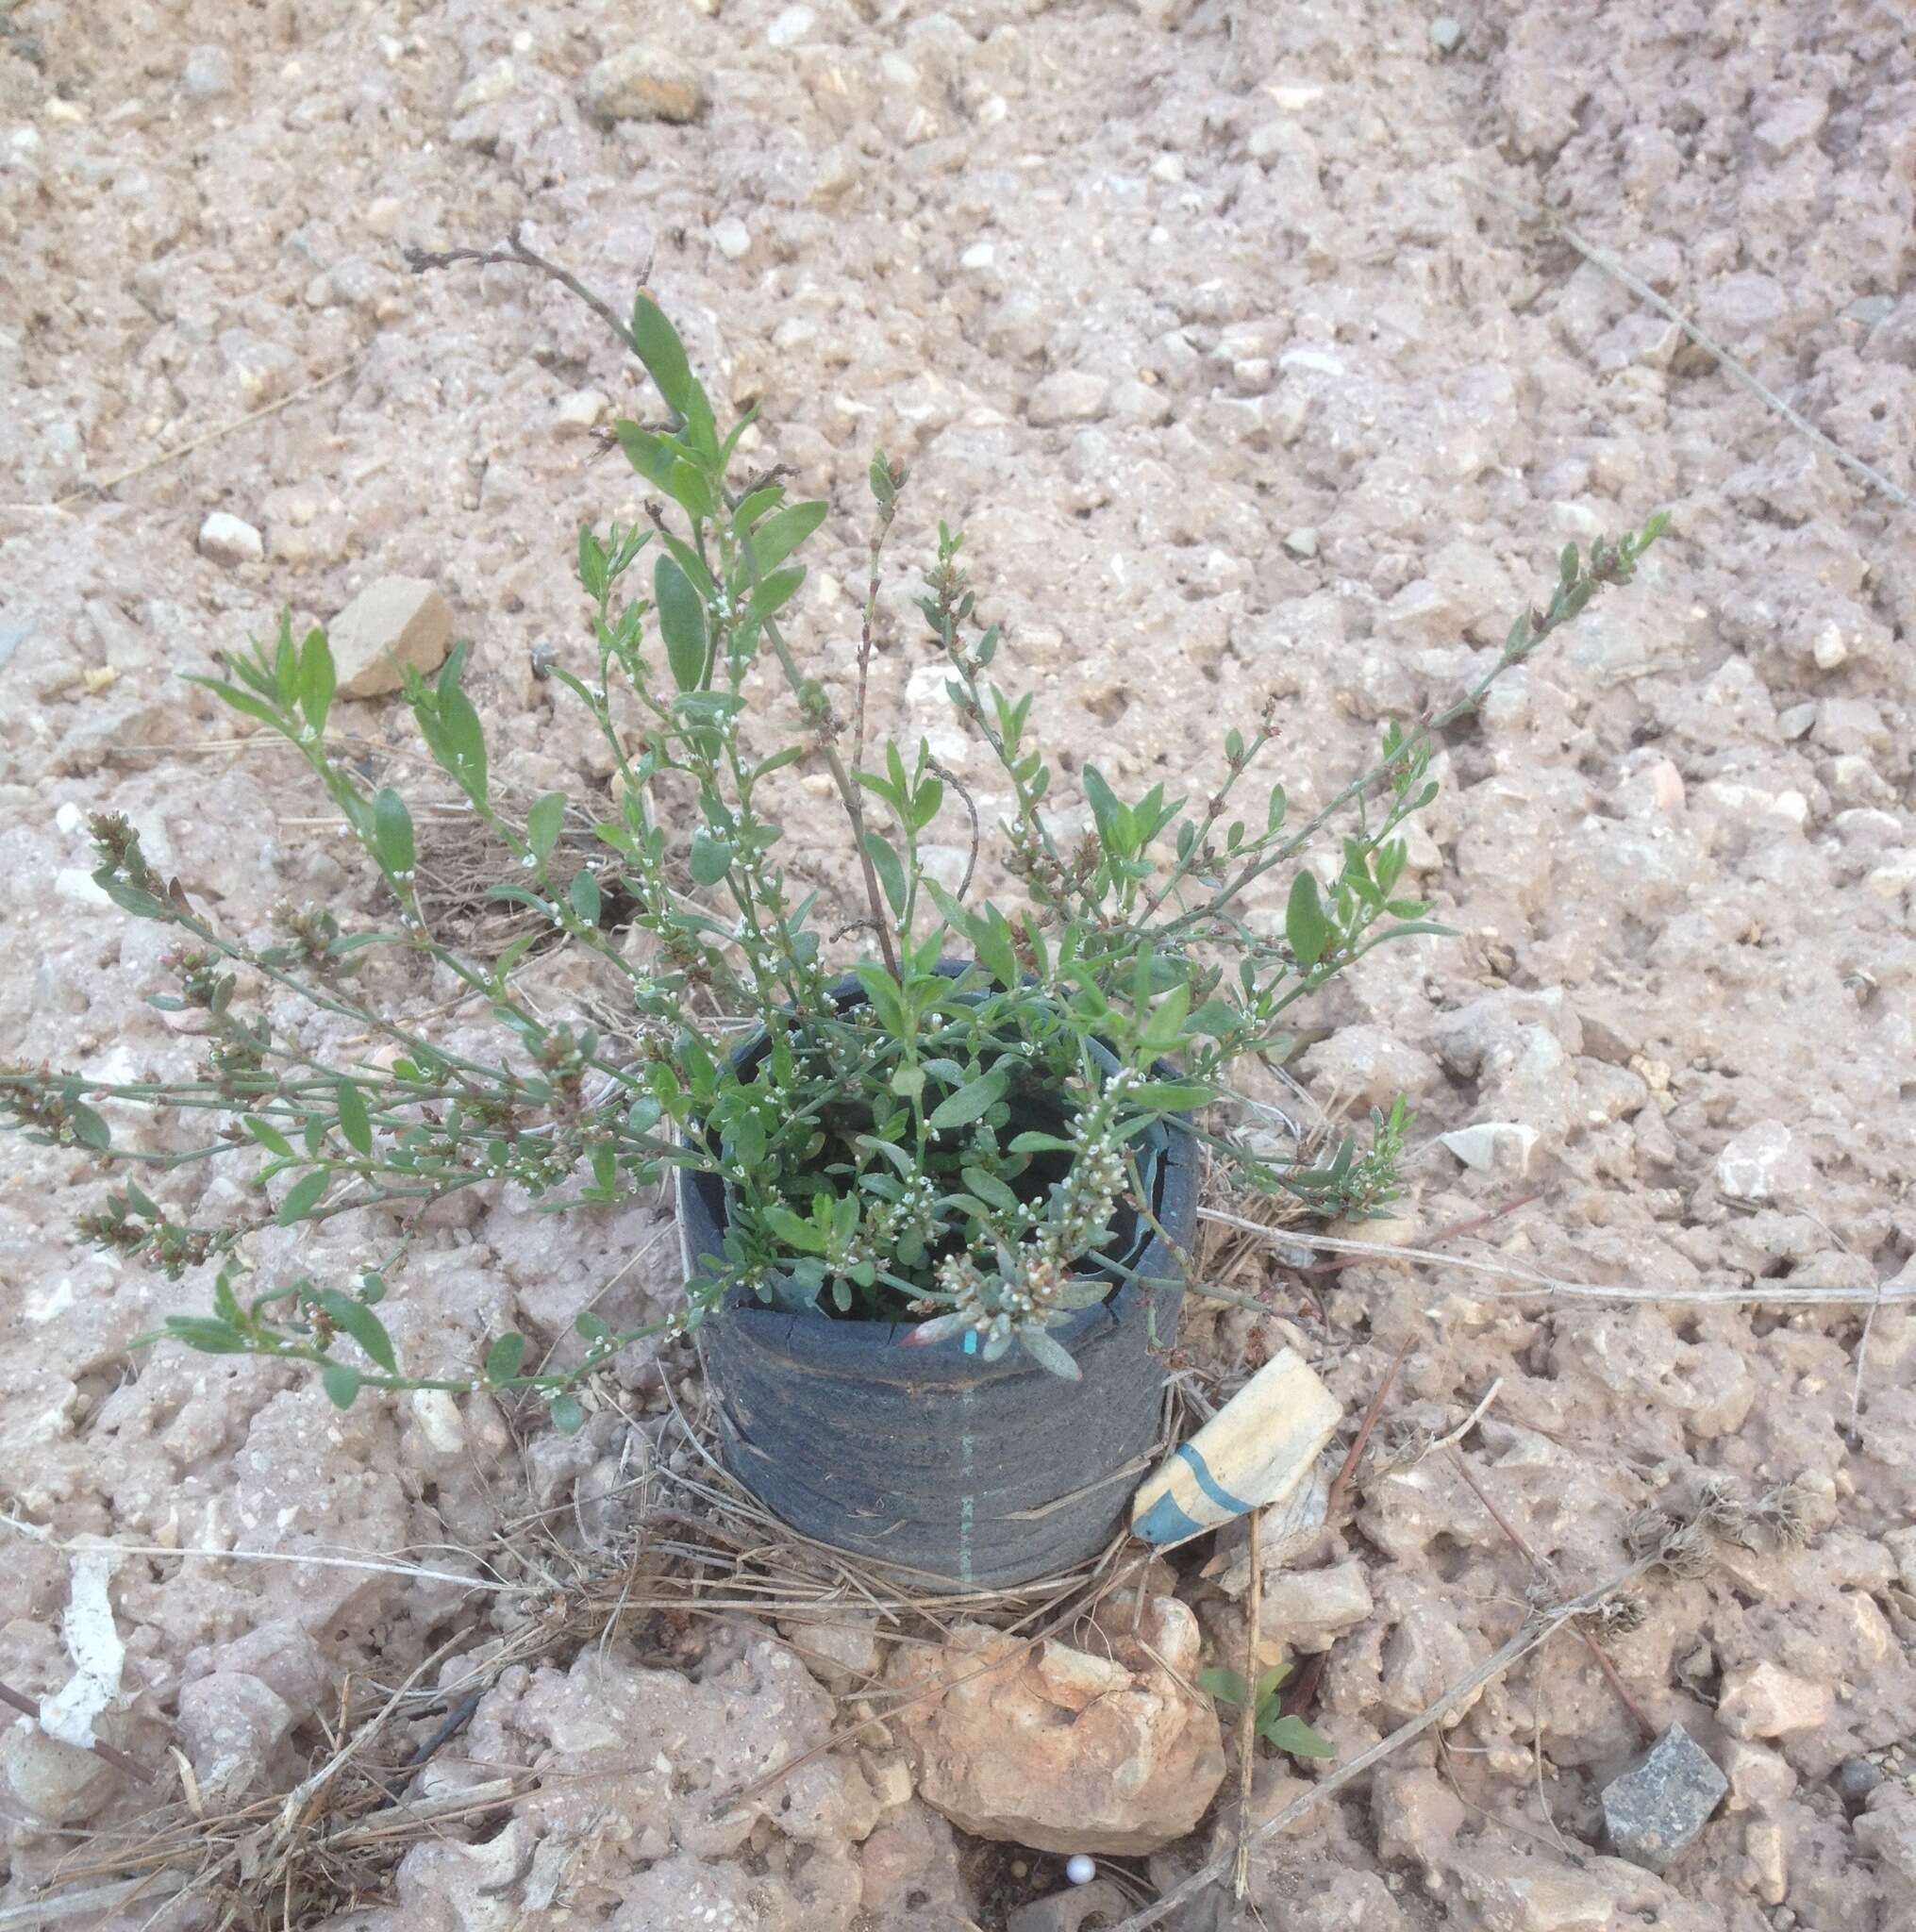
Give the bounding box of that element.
[1123,1080,1212,1112]
[1259,1714,1337,1759]
[861,830,908,916]
[746,565,806,627]
[1007,1130,1075,1155]
[184,675,290,737]
[960,1165,1020,1213]
[689,828,734,886]
[655,555,708,693]
[317,1289,396,1373]
[1285,870,1330,971]
[374,789,415,877]
[244,1115,295,1158]
[1019,1325,1083,1381]
[337,1080,373,1157]
[575,1309,610,1342]
[1196,1667,1249,1706]
[275,1169,329,1226]
[165,1316,249,1356]
[869,452,896,506]
[550,1392,587,1436]
[751,502,828,574]
[437,686,490,809]
[321,1361,363,1409]
[527,792,566,864]
[926,1069,1007,1133]
[67,1103,110,1152]
[485,1332,527,1383]
[570,869,602,924]
[298,627,335,737]
[1083,763,1125,854]
[629,295,713,444]
[889,1065,926,1101]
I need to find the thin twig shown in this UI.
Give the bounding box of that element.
[1309,1192,1541,1276]
[1474,180,1913,515]
[45,364,354,509]
[1414,1378,1502,1462]
[1324,1337,1410,1524]
[403,225,645,364]
[1234,1506,1261,1901]
[0,1681,154,1785]
[1108,1554,1660,1931]
[1446,1452,1656,1742]
[1196,1210,1914,1308]
[928,758,980,904]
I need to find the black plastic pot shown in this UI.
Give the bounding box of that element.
[679,978,1200,1590]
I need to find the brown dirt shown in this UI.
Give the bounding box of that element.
[2,1,1912,1928]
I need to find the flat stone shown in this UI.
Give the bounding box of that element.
[1283,526,1320,558]
[1439,1121,1540,1175]
[197,510,263,567]
[452,59,515,114]
[4,1725,118,1824]
[326,576,453,698]
[1719,1661,1831,1740]
[1007,1878,1132,1932]
[582,44,707,125]
[1602,1723,1727,1871]
[1777,701,1817,740]
[1846,294,1896,327]
[1027,372,1111,426]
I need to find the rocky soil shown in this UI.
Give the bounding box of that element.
[2,0,1913,1928]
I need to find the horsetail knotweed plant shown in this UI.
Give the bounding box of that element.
[2,286,1668,1428]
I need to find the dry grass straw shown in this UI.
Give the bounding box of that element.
[13,1369,1188,1929]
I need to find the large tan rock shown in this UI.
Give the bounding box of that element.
[887,1594,1225,1854]
[328,576,453,698]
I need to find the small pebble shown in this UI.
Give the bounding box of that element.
[1777,701,1817,740]
[197,510,263,566]
[1283,527,1319,559]
[1835,1756,1884,1806]
[1065,1856,1096,1885]
[1429,16,1465,54]
[710,216,751,260]
[1845,294,1895,327]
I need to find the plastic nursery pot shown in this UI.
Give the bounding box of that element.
[679,970,1201,1591]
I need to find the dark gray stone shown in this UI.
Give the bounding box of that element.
[1008,1879,1132,1932]
[1602,1723,1728,1871]
[1836,1756,1884,1807]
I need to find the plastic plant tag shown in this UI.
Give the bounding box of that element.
[1130,1346,1341,1547]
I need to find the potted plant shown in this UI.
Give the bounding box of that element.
[3,284,1666,1588]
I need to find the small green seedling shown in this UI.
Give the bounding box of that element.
[1197,1662,1337,1761]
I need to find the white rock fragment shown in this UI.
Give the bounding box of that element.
[1278,346,1346,377]
[710,215,751,259]
[55,868,113,908]
[554,388,608,432]
[1429,16,1465,54]
[1439,1122,1539,1175]
[1714,1121,1812,1204]
[1863,852,1916,901]
[180,45,235,101]
[409,1389,465,1457]
[197,510,264,567]
[767,4,817,45]
[327,576,454,698]
[1812,621,1848,669]
[41,1545,125,1750]
[1283,526,1319,558]
[453,60,515,113]
[1777,701,1817,739]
